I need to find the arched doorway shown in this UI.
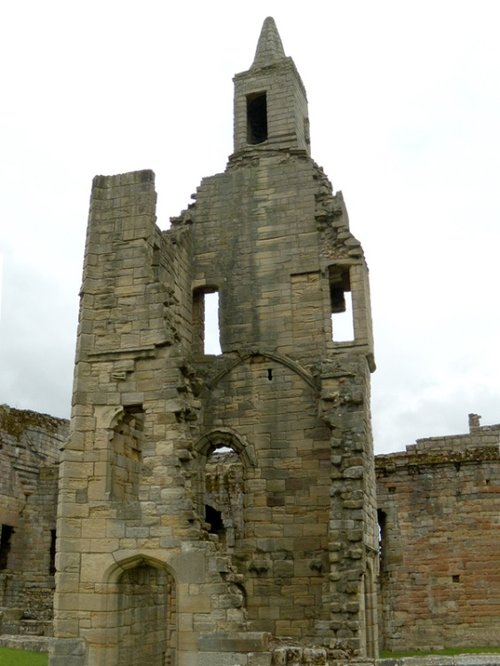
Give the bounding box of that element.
[116,560,176,666]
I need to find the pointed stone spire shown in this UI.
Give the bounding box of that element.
[251,17,286,68]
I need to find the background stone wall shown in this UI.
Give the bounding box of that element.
[376,418,500,651]
[1,408,499,654]
[0,405,67,635]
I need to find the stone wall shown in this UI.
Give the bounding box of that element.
[0,405,67,636]
[376,416,500,651]
[50,18,378,666]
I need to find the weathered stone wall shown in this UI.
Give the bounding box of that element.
[50,18,378,665]
[376,418,500,652]
[0,405,67,635]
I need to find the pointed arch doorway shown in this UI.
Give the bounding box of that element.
[115,558,176,666]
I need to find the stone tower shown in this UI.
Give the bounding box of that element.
[50,18,378,666]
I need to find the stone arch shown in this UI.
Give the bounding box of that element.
[96,555,177,666]
[105,553,176,584]
[194,429,253,546]
[194,427,256,467]
[206,350,317,393]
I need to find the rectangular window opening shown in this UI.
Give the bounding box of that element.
[193,288,221,355]
[330,266,354,342]
[247,92,268,145]
[0,524,14,570]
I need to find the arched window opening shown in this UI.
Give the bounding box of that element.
[204,445,244,548]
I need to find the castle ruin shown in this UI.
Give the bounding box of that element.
[49,17,378,666]
[0,16,498,666]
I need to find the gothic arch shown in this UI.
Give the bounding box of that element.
[194,429,252,544]
[105,554,176,584]
[205,350,317,393]
[194,427,256,467]
[100,555,177,666]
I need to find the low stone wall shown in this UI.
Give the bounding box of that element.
[379,656,500,666]
[0,634,49,652]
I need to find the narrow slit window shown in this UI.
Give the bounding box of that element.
[377,510,387,571]
[49,529,56,575]
[247,92,268,144]
[329,266,354,342]
[192,288,221,355]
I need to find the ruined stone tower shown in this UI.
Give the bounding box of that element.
[50,18,378,666]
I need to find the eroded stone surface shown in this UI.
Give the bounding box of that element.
[0,405,67,637]
[377,418,500,652]
[49,17,378,666]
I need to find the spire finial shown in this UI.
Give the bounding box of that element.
[251,17,286,68]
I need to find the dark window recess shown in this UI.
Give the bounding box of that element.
[152,243,160,279]
[452,574,460,583]
[0,525,14,570]
[49,529,56,575]
[267,368,273,381]
[377,510,386,571]
[205,505,225,537]
[329,266,351,313]
[247,92,268,144]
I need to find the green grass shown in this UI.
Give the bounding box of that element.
[0,647,48,666]
[1,645,498,664]
[380,647,500,658]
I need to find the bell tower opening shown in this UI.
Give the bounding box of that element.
[247,92,268,144]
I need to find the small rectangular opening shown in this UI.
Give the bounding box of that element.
[247,92,268,144]
[329,266,354,342]
[49,529,56,575]
[0,524,14,570]
[192,288,221,355]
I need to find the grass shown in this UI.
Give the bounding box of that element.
[0,647,48,666]
[380,647,500,658]
[0,644,498,664]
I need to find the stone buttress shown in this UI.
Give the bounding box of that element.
[50,18,378,666]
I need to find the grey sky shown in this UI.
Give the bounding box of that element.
[1,0,499,452]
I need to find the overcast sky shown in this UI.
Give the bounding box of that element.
[1,0,499,453]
